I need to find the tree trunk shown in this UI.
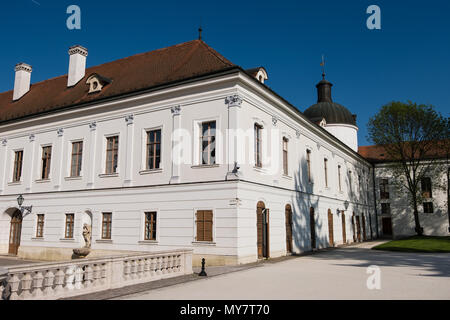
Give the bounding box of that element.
[412,195,423,236]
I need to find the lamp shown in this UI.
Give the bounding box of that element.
[16,194,32,217]
[17,194,24,207]
[344,200,349,210]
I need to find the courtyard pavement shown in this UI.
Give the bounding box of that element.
[0,255,39,267]
[116,243,450,300]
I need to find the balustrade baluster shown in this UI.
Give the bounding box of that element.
[144,259,151,278]
[84,266,94,288]
[8,274,20,300]
[123,261,131,281]
[137,259,144,279]
[74,267,83,290]
[31,271,44,299]
[131,260,138,280]
[43,270,55,296]
[54,269,65,295]
[93,265,101,286]
[21,273,33,299]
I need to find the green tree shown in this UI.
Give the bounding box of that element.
[367,101,449,235]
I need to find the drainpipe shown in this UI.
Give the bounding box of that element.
[372,164,379,238]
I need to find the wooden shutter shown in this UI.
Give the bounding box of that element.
[196,210,213,242]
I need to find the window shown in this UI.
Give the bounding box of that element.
[324,158,328,187]
[306,150,312,182]
[380,179,389,199]
[196,210,213,242]
[13,150,23,182]
[421,177,432,199]
[200,121,216,165]
[102,212,112,239]
[144,212,157,240]
[381,203,390,215]
[283,138,288,175]
[36,214,44,238]
[423,202,433,213]
[105,136,119,174]
[41,146,52,179]
[348,171,353,194]
[254,124,262,168]
[338,165,342,192]
[146,129,161,170]
[65,214,74,238]
[70,141,83,177]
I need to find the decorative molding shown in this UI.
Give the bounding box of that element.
[272,116,278,126]
[225,94,242,108]
[68,45,88,57]
[57,128,64,137]
[1,139,7,146]
[316,143,321,150]
[125,114,134,125]
[296,130,301,139]
[89,122,97,131]
[171,105,181,116]
[29,134,35,142]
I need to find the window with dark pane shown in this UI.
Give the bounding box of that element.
[65,214,74,238]
[146,129,161,170]
[13,150,23,182]
[254,124,262,167]
[283,137,288,175]
[70,141,83,177]
[421,177,432,199]
[423,202,433,213]
[144,212,157,240]
[102,212,112,239]
[105,136,119,174]
[380,179,389,199]
[41,146,52,179]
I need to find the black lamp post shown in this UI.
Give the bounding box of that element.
[17,194,32,216]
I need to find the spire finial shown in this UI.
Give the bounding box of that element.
[320,54,326,80]
[198,26,203,40]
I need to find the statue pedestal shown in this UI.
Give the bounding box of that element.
[73,248,91,258]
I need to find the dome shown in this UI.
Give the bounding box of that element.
[304,101,356,126]
[303,77,357,126]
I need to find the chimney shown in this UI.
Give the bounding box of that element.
[13,63,32,101]
[67,45,88,87]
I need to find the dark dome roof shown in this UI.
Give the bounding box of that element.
[304,102,356,126]
[304,76,357,126]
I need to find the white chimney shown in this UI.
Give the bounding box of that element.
[67,45,88,87]
[13,63,32,101]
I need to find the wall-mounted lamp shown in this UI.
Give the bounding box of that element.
[17,194,32,217]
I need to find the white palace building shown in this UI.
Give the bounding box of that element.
[0,39,447,265]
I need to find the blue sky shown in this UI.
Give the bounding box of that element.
[0,0,449,146]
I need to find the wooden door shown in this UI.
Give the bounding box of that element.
[341,212,346,244]
[355,216,361,242]
[285,205,293,254]
[382,217,393,236]
[327,209,334,247]
[362,215,367,241]
[257,202,269,259]
[9,210,22,255]
[310,207,316,249]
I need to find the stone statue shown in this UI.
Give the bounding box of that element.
[82,223,92,248]
[73,223,92,258]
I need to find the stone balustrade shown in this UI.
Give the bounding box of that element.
[0,249,193,300]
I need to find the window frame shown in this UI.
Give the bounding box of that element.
[421,177,432,199]
[282,137,289,175]
[144,211,158,241]
[337,165,342,192]
[381,203,391,215]
[324,158,328,188]
[105,135,119,174]
[380,179,390,199]
[200,121,216,166]
[12,150,24,182]
[41,145,52,180]
[146,129,162,170]
[101,212,112,240]
[254,123,263,168]
[70,141,83,177]
[423,202,434,213]
[306,149,312,183]
[36,214,45,238]
[195,210,214,242]
[64,213,75,239]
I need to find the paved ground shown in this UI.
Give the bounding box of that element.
[0,255,39,267]
[116,244,450,300]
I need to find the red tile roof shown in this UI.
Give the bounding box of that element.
[0,40,235,124]
[358,140,450,163]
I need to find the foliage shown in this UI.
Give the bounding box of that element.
[367,101,449,235]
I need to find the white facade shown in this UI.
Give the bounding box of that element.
[0,56,377,265]
[373,162,449,239]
